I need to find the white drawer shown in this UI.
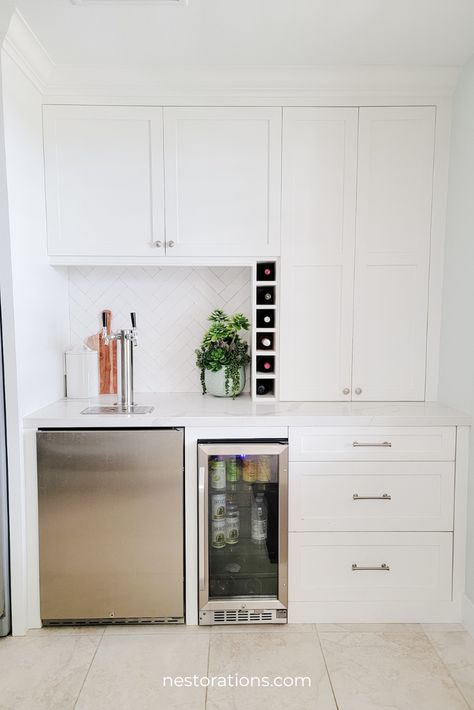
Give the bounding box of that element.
[289,461,454,532]
[289,532,452,602]
[290,427,456,461]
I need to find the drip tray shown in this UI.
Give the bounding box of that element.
[81,405,155,415]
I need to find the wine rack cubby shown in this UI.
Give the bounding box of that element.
[252,260,278,401]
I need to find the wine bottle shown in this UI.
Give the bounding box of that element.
[256,310,275,328]
[256,286,275,305]
[256,333,274,350]
[256,356,275,373]
[256,380,274,396]
[256,262,276,281]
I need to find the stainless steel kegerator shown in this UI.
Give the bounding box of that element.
[198,440,288,625]
[37,428,184,624]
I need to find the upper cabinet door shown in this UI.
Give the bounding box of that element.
[279,108,358,401]
[163,107,282,257]
[44,106,165,257]
[352,107,436,401]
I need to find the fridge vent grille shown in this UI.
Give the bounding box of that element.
[43,617,184,626]
[71,1,186,5]
[208,609,283,625]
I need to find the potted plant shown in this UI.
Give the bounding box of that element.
[195,309,251,398]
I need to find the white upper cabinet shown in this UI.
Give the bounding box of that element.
[352,107,436,401]
[280,105,436,402]
[163,107,282,257]
[43,105,165,257]
[279,108,358,401]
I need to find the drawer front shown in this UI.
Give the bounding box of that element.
[289,532,452,602]
[290,427,456,461]
[289,461,454,532]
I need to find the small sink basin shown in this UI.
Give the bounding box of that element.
[81,405,154,415]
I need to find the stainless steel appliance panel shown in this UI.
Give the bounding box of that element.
[37,428,184,622]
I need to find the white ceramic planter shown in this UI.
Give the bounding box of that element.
[204,367,245,397]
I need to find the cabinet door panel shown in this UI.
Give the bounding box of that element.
[289,532,453,602]
[352,107,436,401]
[164,107,281,256]
[44,106,164,257]
[289,461,455,532]
[280,108,358,401]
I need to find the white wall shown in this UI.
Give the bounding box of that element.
[1,47,69,633]
[68,265,251,393]
[2,52,68,413]
[438,55,474,604]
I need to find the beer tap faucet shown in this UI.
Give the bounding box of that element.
[102,311,138,412]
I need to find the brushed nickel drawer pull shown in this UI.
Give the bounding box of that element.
[352,441,392,448]
[352,563,390,571]
[353,493,391,501]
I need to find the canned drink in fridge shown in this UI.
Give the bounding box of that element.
[211,519,226,548]
[211,493,226,520]
[226,457,241,482]
[209,458,226,490]
[257,456,272,482]
[225,504,240,545]
[242,457,257,483]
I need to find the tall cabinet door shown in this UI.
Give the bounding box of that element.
[279,108,358,401]
[43,105,165,258]
[352,107,436,401]
[163,107,281,257]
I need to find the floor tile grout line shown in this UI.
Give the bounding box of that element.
[72,628,105,710]
[314,625,341,710]
[420,627,474,709]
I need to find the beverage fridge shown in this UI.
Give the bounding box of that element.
[198,440,288,625]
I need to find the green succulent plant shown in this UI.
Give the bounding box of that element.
[195,309,251,398]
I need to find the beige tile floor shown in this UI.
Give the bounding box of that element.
[1,623,474,709]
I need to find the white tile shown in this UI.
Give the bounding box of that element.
[103,623,210,636]
[75,633,209,710]
[211,622,315,634]
[0,634,99,709]
[424,627,474,708]
[317,623,422,634]
[68,266,251,393]
[319,629,469,710]
[206,631,336,710]
[422,623,466,633]
[27,625,105,637]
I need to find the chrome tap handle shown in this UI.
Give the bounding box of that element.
[130,312,138,346]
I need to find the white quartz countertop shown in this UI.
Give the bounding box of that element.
[23,393,471,428]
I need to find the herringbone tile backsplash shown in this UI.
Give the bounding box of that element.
[68,266,251,392]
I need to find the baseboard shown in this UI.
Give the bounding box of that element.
[289,600,463,624]
[463,594,474,638]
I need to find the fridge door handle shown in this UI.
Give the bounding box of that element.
[198,465,207,593]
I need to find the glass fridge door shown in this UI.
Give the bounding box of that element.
[198,442,288,613]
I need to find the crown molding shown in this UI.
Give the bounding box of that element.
[44,63,461,101]
[2,10,53,92]
[0,14,461,101]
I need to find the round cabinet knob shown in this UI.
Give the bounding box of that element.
[153,241,163,248]
[167,240,175,248]
[342,388,350,395]
[354,387,362,395]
